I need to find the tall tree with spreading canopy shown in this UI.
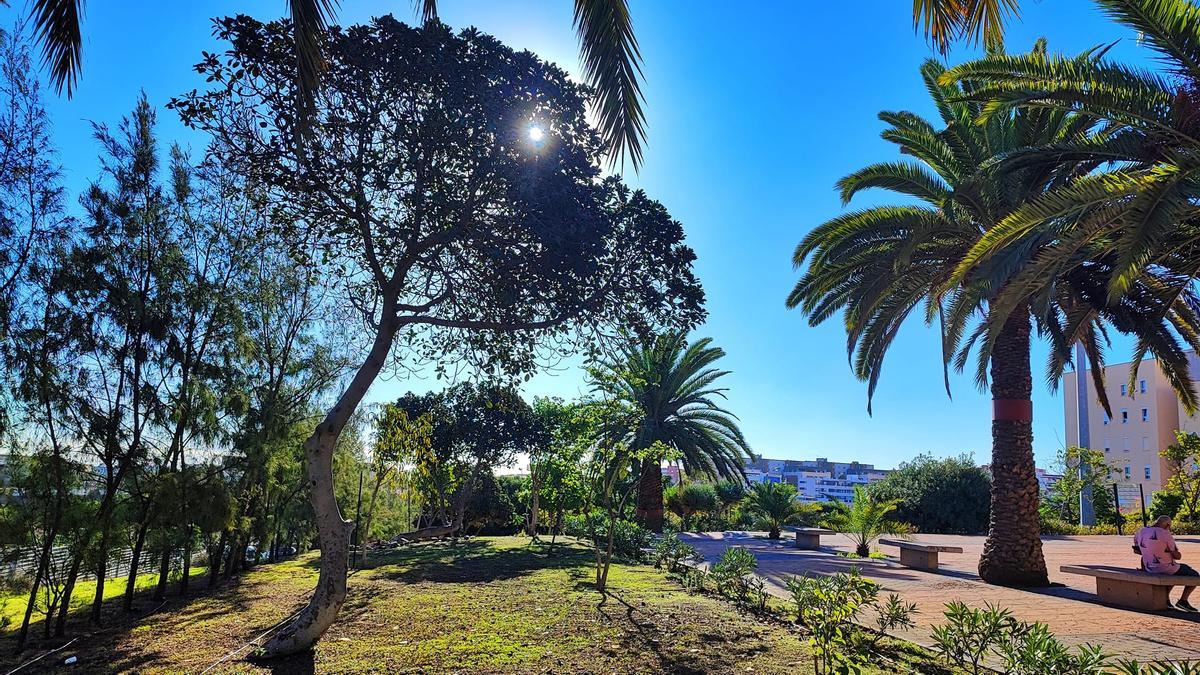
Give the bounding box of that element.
[788,49,1199,586]
[17,0,647,169]
[588,331,749,532]
[171,17,702,655]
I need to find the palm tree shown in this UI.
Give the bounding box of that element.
[672,482,719,531]
[788,49,1195,586]
[590,331,750,532]
[936,0,1200,405]
[19,0,647,167]
[746,482,817,539]
[913,0,1021,53]
[824,486,906,557]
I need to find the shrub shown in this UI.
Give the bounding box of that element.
[784,568,915,674]
[933,601,1113,675]
[710,545,759,605]
[868,453,991,534]
[932,602,1019,675]
[996,622,1109,674]
[564,513,652,562]
[676,482,720,531]
[1150,491,1184,520]
[652,530,698,573]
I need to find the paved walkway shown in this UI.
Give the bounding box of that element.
[681,531,1200,662]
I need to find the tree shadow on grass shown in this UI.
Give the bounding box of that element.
[370,539,590,584]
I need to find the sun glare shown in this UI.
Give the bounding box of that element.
[527,125,545,142]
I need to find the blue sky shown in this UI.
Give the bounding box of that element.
[4,1,1158,469]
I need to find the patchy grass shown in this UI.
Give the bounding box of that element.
[0,537,954,674]
[0,565,209,631]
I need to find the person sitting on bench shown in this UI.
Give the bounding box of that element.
[1134,516,1198,611]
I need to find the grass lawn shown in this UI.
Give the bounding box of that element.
[0,565,209,631]
[0,537,954,674]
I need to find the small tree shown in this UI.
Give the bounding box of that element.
[675,482,719,531]
[714,479,746,522]
[362,403,432,561]
[824,485,906,556]
[747,482,816,539]
[1163,431,1200,523]
[1044,446,1116,525]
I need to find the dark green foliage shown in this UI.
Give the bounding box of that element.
[1150,491,1184,520]
[563,512,651,562]
[868,454,991,534]
[745,482,817,539]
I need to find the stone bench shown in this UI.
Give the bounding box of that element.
[878,538,963,571]
[793,527,835,550]
[1061,564,1200,611]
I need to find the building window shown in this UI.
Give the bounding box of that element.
[1103,440,1111,453]
[1142,408,1149,422]
[1140,379,1147,394]
[1121,384,1127,396]
[1142,437,1149,451]
[1145,466,1152,480]
[1124,466,1132,480]
[1121,409,1129,424]
[1123,438,1131,452]
[1103,413,1110,426]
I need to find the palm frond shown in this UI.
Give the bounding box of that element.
[30,0,83,97]
[573,0,646,169]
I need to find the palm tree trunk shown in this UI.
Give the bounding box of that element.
[634,458,664,533]
[978,309,1049,587]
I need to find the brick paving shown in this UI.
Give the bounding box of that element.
[681,531,1200,662]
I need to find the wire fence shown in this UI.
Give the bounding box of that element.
[1,546,202,584]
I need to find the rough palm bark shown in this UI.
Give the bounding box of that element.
[978,308,1049,586]
[635,458,664,533]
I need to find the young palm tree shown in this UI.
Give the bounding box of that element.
[789,49,1195,586]
[824,486,906,557]
[746,482,816,539]
[590,331,750,532]
[20,0,647,167]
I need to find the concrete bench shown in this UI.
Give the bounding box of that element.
[878,538,963,571]
[793,527,835,550]
[1061,564,1200,611]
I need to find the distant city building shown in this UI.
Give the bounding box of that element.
[739,455,889,503]
[1064,352,1200,509]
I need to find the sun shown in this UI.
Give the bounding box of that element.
[527,125,545,142]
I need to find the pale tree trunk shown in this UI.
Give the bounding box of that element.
[528,460,540,538]
[978,308,1049,587]
[261,316,398,657]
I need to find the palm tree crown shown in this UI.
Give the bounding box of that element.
[788,46,1197,586]
[746,482,816,539]
[590,331,750,531]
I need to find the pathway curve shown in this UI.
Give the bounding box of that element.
[681,531,1200,662]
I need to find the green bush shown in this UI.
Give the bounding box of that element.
[710,546,760,606]
[934,601,1113,675]
[868,453,990,534]
[652,530,698,573]
[1150,491,1184,520]
[564,513,652,561]
[784,567,913,675]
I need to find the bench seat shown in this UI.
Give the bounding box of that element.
[878,539,963,571]
[1061,564,1200,611]
[792,527,835,551]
